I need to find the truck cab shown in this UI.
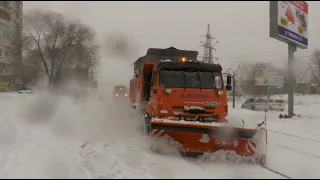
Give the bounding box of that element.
[113,85,128,103]
[147,59,232,122]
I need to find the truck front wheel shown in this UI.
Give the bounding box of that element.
[143,114,151,135]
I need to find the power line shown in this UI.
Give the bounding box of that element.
[214,16,320,42]
[220,46,316,65]
[224,53,318,79]
[195,16,320,61]
[197,42,318,67]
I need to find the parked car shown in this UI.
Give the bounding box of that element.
[17,90,33,94]
[241,98,269,111]
[268,99,285,111]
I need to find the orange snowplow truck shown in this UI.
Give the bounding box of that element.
[130,47,267,163]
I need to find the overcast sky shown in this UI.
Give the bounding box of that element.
[24,1,320,86]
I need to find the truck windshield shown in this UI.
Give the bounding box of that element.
[159,70,222,89]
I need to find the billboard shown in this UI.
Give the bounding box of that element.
[254,69,284,87]
[270,1,308,49]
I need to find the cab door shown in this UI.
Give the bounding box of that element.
[148,71,158,116]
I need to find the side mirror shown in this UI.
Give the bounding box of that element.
[227,75,232,85]
[226,85,232,91]
[225,75,232,91]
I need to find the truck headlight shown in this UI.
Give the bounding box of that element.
[116,94,118,96]
[125,93,128,96]
[218,90,224,96]
[164,88,172,95]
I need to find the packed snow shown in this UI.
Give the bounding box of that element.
[0,91,320,178]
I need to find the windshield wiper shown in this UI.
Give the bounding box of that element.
[183,73,187,91]
[197,71,202,91]
[212,74,217,89]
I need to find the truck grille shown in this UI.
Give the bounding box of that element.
[172,106,215,114]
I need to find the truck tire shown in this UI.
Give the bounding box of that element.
[143,113,151,136]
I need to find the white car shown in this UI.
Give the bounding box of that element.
[17,90,33,94]
[241,98,269,111]
[268,99,285,111]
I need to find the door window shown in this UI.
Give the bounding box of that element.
[245,98,254,103]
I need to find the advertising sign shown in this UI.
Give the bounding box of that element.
[270,1,308,49]
[254,69,284,87]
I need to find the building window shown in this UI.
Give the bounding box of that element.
[0,50,3,57]
[15,2,21,19]
[15,1,20,9]
[0,62,5,69]
[4,50,9,57]
[16,12,20,19]
[0,8,10,21]
[0,1,9,8]
[16,22,21,33]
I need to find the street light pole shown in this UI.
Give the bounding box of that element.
[232,71,236,108]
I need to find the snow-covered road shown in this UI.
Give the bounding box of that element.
[0,92,319,178]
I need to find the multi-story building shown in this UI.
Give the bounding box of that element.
[0,1,23,90]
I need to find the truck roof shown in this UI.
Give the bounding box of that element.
[156,61,222,72]
[146,47,198,57]
[133,47,199,72]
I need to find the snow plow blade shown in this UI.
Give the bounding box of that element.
[149,118,267,160]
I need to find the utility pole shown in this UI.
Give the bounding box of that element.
[226,64,241,108]
[199,24,219,64]
[233,71,236,108]
[288,43,296,117]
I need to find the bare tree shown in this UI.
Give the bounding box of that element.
[309,50,320,84]
[236,62,285,96]
[23,10,100,87]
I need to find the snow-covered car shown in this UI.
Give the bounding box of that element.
[241,98,269,111]
[267,99,285,111]
[17,90,33,94]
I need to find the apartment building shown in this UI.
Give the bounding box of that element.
[0,1,23,90]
